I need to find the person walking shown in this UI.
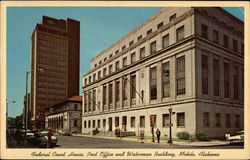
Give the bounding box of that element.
[156,128,161,143]
[46,128,53,148]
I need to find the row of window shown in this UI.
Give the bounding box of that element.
[93,13,178,69]
[83,112,185,129]
[84,56,185,113]
[201,23,244,54]
[203,112,240,128]
[201,54,243,99]
[85,25,185,85]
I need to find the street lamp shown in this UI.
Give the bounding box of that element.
[167,107,173,144]
[25,68,44,137]
[6,99,15,128]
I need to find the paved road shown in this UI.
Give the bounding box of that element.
[54,135,243,149]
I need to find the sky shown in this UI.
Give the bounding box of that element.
[6,7,244,118]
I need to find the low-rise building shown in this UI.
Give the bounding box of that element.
[45,96,82,133]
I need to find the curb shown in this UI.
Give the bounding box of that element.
[70,135,227,147]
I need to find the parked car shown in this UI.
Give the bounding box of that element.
[33,131,57,147]
[225,130,244,144]
[58,129,65,135]
[25,130,35,142]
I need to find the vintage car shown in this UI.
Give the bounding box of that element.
[33,131,57,147]
[225,130,244,144]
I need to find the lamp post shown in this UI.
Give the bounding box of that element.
[6,99,15,128]
[25,68,44,137]
[167,107,173,144]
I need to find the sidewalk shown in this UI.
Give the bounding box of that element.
[72,134,228,147]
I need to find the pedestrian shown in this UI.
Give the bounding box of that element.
[46,128,53,148]
[156,128,161,143]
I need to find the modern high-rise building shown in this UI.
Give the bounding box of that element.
[30,16,80,128]
[82,7,244,138]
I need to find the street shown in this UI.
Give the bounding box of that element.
[54,135,243,149]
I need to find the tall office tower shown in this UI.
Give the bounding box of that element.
[30,16,80,128]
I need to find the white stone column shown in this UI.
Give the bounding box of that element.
[170,56,176,100]
[157,61,162,102]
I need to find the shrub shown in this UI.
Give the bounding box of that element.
[176,131,191,140]
[195,130,209,141]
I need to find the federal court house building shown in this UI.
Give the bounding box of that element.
[82,7,244,138]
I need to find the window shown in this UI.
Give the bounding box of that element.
[84,121,87,128]
[103,68,107,77]
[131,52,136,64]
[103,119,106,129]
[162,62,170,98]
[203,112,210,127]
[176,26,184,42]
[137,35,142,41]
[123,76,128,100]
[123,57,127,67]
[213,30,219,43]
[109,83,113,105]
[241,43,244,55]
[224,62,230,98]
[88,120,91,128]
[150,67,157,100]
[140,116,145,128]
[140,47,145,59]
[213,59,220,96]
[226,114,231,128]
[150,41,157,54]
[162,34,169,48]
[93,73,96,82]
[88,91,92,111]
[215,113,221,127]
[131,74,136,99]
[129,40,134,46]
[131,117,135,128]
[202,55,209,94]
[115,117,119,127]
[201,24,208,39]
[103,85,107,105]
[235,114,240,128]
[177,112,185,127]
[233,39,238,52]
[89,76,91,84]
[157,22,163,29]
[115,50,119,55]
[74,104,78,110]
[85,78,87,85]
[93,120,95,128]
[176,56,185,95]
[84,92,87,112]
[104,57,107,62]
[233,66,239,99]
[223,35,228,48]
[109,64,113,74]
[115,61,120,71]
[122,45,126,50]
[97,120,100,128]
[94,64,97,67]
[93,90,96,111]
[162,114,169,127]
[150,115,156,127]
[169,13,176,21]
[147,29,152,35]
[115,80,120,102]
[98,71,101,79]
[109,54,113,58]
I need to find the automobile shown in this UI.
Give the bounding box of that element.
[33,131,57,147]
[25,130,35,142]
[225,130,244,144]
[58,129,65,135]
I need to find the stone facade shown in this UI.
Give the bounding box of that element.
[45,96,82,133]
[82,7,244,138]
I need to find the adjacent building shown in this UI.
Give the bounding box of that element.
[82,7,244,138]
[30,16,80,128]
[45,96,82,133]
